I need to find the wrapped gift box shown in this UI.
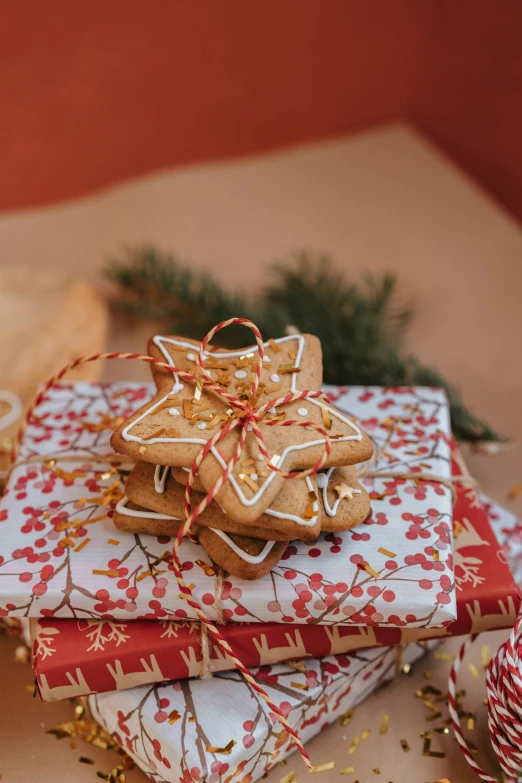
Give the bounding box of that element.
[0,382,455,627]
[88,640,436,783]
[31,449,520,701]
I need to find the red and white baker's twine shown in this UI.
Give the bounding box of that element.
[449,616,522,782]
[13,317,335,769]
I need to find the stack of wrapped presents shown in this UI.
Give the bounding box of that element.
[0,331,519,781]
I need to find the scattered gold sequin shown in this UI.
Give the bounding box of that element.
[467,716,475,731]
[321,405,332,429]
[74,538,91,553]
[168,710,181,724]
[468,664,479,679]
[205,739,235,754]
[279,772,296,783]
[432,548,439,561]
[107,539,120,546]
[423,670,433,680]
[290,681,309,691]
[339,768,355,776]
[434,652,455,662]
[309,761,335,773]
[348,736,360,754]
[361,728,371,740]
[402,663,411,675]
[400,739,410,752]
[372,770,380,775]
[378,548,396,558]
[92,569,119,577]
[363,563,380,579]
[507,482,522,501]
[239,474,259,492]
[79,757,94,765]
[380,714,390,735]
[340,707,355,726]
[143,427,165,440]
[481,645,490,668]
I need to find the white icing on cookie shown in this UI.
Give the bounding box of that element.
[169,407,180,416]
[197,422,207,429]
[297,407,308,417]
[187,353,195,361]
[210,528,276,565]
[234,370,247,379]
[270,374,280,383]
[320,467,361,516]
[116,496,181,521]
[154,465,170,494]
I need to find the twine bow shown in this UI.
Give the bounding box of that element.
[13,317,336,769]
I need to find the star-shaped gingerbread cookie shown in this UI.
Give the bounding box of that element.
[111,333,374,523]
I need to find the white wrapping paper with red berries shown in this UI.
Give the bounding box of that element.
[0,382,455,628]
[87,639,436,783]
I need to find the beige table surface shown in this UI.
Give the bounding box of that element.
[1,124,521,782]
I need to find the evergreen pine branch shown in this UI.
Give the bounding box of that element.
[105,245,503,443]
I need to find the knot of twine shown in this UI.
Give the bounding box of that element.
[449,616,522,782]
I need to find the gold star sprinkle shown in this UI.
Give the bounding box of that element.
[334,483,355,501]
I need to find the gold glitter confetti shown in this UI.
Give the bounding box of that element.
[74,538,91,553]
[168,710,181,724]
[240,474,259,492]
[143,427,165,440]
[107,539,120,546]
[195,559,217,576]
[378,548,396,558]
[279,772,296,783]
[507,482,522,501]
[434,652,455,662]
[402,663,411,675]
[136,569,152,582]
[423,670,433,680]
[363,563,380,579]
[348,736,360,754]
[380,714,390,735]
[309,761,335,772]
[79,757,94,765]
[339,768,355,776]
[372,770,380,775]
[467,716,475,731]
[481,645,490,668]
[92,569,119,577]
[340,707,355,726]
[290,681,309,691]
[400,739,410,752]
[432,548,439,561]
[321,405,332,429]
[468,663,479,679]
[453,521,463,539]
[205,739,236,754]
[361,728,371,740]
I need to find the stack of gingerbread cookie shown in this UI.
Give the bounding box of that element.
[110,332,374,580]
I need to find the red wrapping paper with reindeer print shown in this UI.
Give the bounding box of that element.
[32,447,520,701]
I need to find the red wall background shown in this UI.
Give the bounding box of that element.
[2,1,522,217]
